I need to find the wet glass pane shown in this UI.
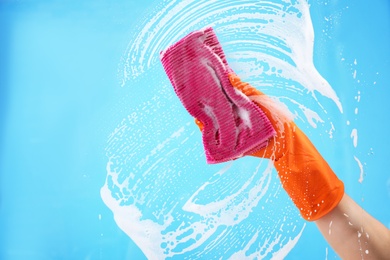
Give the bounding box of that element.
[1,0,389,259]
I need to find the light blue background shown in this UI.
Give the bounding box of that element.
[1,0,389,259]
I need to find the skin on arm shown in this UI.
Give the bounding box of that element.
[316,193,390,260]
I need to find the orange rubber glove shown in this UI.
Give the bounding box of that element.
[196,73,344,221]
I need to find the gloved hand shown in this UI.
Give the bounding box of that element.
[196,73,344,221]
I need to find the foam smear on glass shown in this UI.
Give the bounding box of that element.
[102,0,343,258]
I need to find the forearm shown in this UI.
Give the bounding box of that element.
[315,193,390,260]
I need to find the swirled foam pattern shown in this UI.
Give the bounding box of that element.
[101,0,344,258]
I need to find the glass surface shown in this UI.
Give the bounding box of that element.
[1,0,389,259]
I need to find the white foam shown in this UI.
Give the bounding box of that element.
[271,224,306,259]
[351,128,358,148]
[328,122,335,139]
[237,107,252,128]
[121,0,343,111]
[102,0,348,258]
[101,185,166,259]
[354,156,364,183]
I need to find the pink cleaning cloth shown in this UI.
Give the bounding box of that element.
[160,27,276,164]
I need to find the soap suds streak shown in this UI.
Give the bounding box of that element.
[351,128,358,148]
[122,0,342,112]
[354,156,364,183]
[102,0,346,259]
